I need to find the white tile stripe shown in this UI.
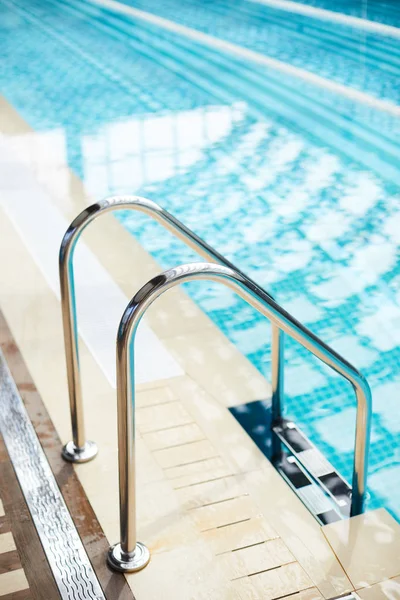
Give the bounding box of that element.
[248,0,400,39]
[89,0,400,117]
[0,499,4,518]
[0,531,28,598]
[0,569,29,596]
[0,137,183,387]
[0,532,16,554]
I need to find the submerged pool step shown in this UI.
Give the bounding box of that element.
[230,400,353,524]
[273,418,352,519]
[275,452,344,525]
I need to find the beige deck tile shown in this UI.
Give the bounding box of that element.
[232,562,313,599]
[0,532,16,554]
[218,538,294,579]
[137,480,181,530]
[142,511,200,555]
[165,456,236,488]
[238,469,353,598]
[127,543,242,600]
[191,495,261,531]
[136,376,186,394]
[153,439,217,469]
[322,508,400,589]
[357,576,400,599]
[76,452,177,541]
[0,499,4,518]
[143,422,205,451]
[202,516,278,554]
[136,385,177,408]
[98,478,183,548]
[0,569,29,595]
[176,475,246,509]
[94,475,206,559]
[170,377,270,474]
[136,402,193,433]
[165,329,271,408]
[136,437,166,484]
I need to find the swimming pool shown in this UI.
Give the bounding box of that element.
[1,0,400,519]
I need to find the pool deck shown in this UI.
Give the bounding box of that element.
[0,95,400,599]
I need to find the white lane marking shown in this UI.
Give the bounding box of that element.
[89,0,400,117]
[248,0,400,39]
[0,137,183,387]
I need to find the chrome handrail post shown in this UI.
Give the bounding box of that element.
[271,325,284,422]
[351,381,372,515]
[107,290,153,573]
[59,196,283,463]
[107,263,372,573]
[271,324,284,460]
[60,213,98,463]
[107,311,150,572]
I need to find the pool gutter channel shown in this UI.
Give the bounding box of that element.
[0,350,106,600]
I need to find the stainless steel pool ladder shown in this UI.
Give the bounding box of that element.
[59,195,372,573]
[59,194,283,465]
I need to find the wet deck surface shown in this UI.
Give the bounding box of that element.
[0,310,134,600]
[0,118,352,598]
[1,99,398,598]
[0,304,331,600]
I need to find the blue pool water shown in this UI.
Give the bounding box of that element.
[290,0,400,28]
[1,0,400,518]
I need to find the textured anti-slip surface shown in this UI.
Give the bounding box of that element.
[0,351,105,600]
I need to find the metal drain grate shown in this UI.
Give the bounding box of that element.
[0,351,105,600]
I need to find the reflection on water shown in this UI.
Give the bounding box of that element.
[82,104,244,196]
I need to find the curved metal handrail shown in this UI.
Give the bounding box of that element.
[59,195,284,462]
[107,262,372,573]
